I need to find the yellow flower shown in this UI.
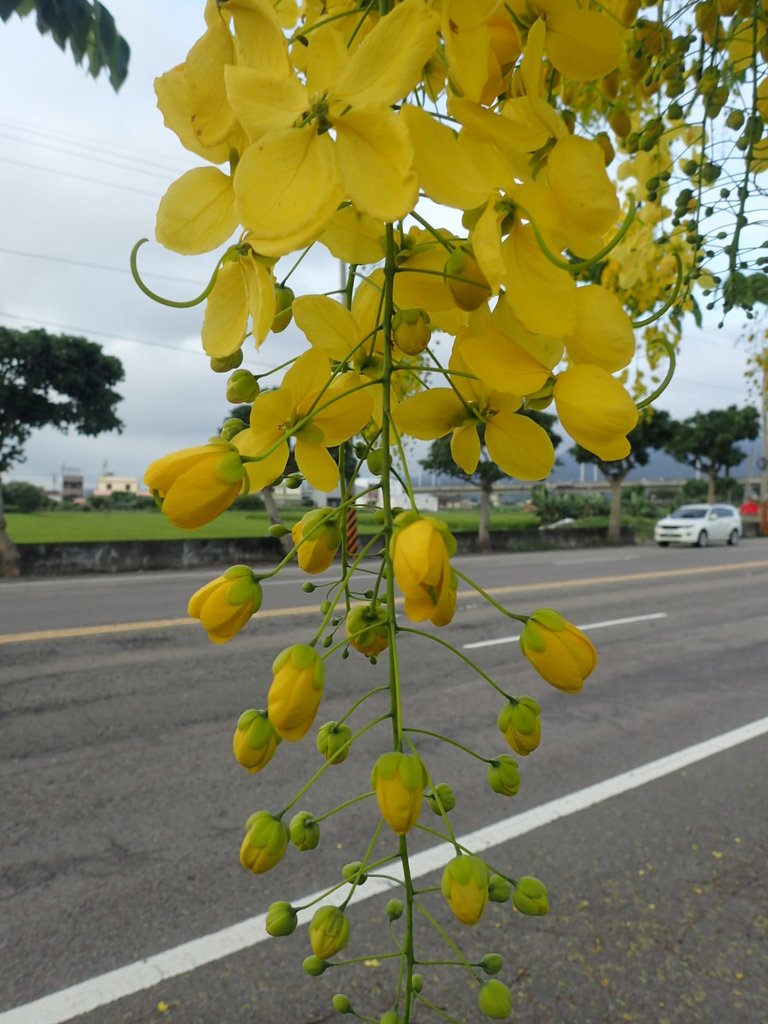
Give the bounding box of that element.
[187,565,262,643]
[144,440,245,529]
[224,0,439,254]
[497,697,541,756]
[234,348,373,493]
[390,513,457,627]
[309,906,350,959]
[291,509,341,575]
[232,708,282,773]
[268,643,325,741]
[508,4,624,81]
[240,811,289,874]
[553,364,639,461]
[563,286,635,373]
[441,854,490,925]
[201,245,277,359]
[371,752,427,835]
[520,609,598,692]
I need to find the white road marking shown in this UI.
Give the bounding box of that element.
[463,611,668,649]
[3,712,768,1024]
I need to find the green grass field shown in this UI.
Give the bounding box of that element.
[5,508,541,544]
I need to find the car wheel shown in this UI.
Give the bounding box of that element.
[657,541,669,547]
[695,530,708,548]
[728,529,740,546]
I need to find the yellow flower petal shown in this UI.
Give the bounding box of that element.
[185,21,237,148]
[318,206,386,265]
[554,364,638,461]
[564,286,634,372]
[335,108,418,222]
[202,261,248,358]
[224,66,307,139]
[492,296,564,369]
[394,389,467,440]
[442,0,501,102]
[547,136,619,250]
[545,7,623,82]
[395,247,455,312]
[293,295,360,362]
[283,348,330,407]
[334,0,439,108]
[156,167,237,255]
[234,129,343,255]
[242,445,290,491]
[243,251,277,347]
[485,411,554,479]
[451,423,482,473]
[226,0,292,76]
[459,330,551,396]
[311,381,374,445]
[401,105,489,210]
[295,438,339,492]
[154,64,230,163]
[502,223,576,335]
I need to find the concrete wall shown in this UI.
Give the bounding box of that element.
[15,527,635,576]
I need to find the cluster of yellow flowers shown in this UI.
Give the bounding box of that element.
[134,0,765,1020]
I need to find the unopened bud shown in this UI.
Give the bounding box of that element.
[478,979,512,1019]
[386,898,403,921]
[513,876,549,916]
[289,811,320,851]
[266,901,298,937]
[226,368,260,404]
[303,955,328,976]
[427,782,457,814]
[272,285,295,333]
[268,523,291,538]
[487,756,521,797]
[332,994,353,1014]
[341,861,368,885]
[480,953,504,975]
[220,417,248,440]
[488,874,513,903]
[392,307,431,356]
[210,350,243,372]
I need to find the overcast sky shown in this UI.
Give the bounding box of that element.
[0,2,758,491]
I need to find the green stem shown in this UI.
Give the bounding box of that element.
[398,626,511,700]
[277,715,390,818]
[337,684,390,726]
[636,337,677,410]
[341,818,385,910]
[313,791,375,824]
[409,211,456,252]
[404,735,460,852]
[453,568,527,624]
[404,727,491,763]
[522,195,637,274]
[414,902,478,980]
[130,238,222,308]
[329,951,402,968]
[632,254,684,328]
[414,993,465,1023]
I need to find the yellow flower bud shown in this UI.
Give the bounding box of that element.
[232,709,281,773]
[520,609,598,693]
[391,512,457,627]
[188,565,262,644]
[371,752,427,835]
[497,697,541,756]
[144,441,245,529]
[272,285,295,333]
[316,721,353,764]
[441,854,490,926]
[513,876,549,916]
[268,643,325,741]
[345,604,389,656]
[309,905,350,959]
[240,811,289,874]
[444,247,491,311]
[291,509,341,574]
[478,979,512,1019]
[392,307,431,355]
[487,756,521,797]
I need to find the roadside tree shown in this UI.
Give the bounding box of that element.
[665,405,759,503]
[0,327,124,574]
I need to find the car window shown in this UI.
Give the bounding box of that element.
[671,507,706,518]
[713,506,733,518]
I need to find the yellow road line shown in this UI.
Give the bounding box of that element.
[1,559,766,646]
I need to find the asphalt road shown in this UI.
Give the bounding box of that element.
[1,542,767,1024]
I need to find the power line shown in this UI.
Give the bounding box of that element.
[0,156,160,197]
[0,246,208,288]
[0,130,178,182]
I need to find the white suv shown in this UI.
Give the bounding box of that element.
[654,503,742,548]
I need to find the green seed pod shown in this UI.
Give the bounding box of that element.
[265,901,298,937]
[289,811,320,851]
[480,953,504,975]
